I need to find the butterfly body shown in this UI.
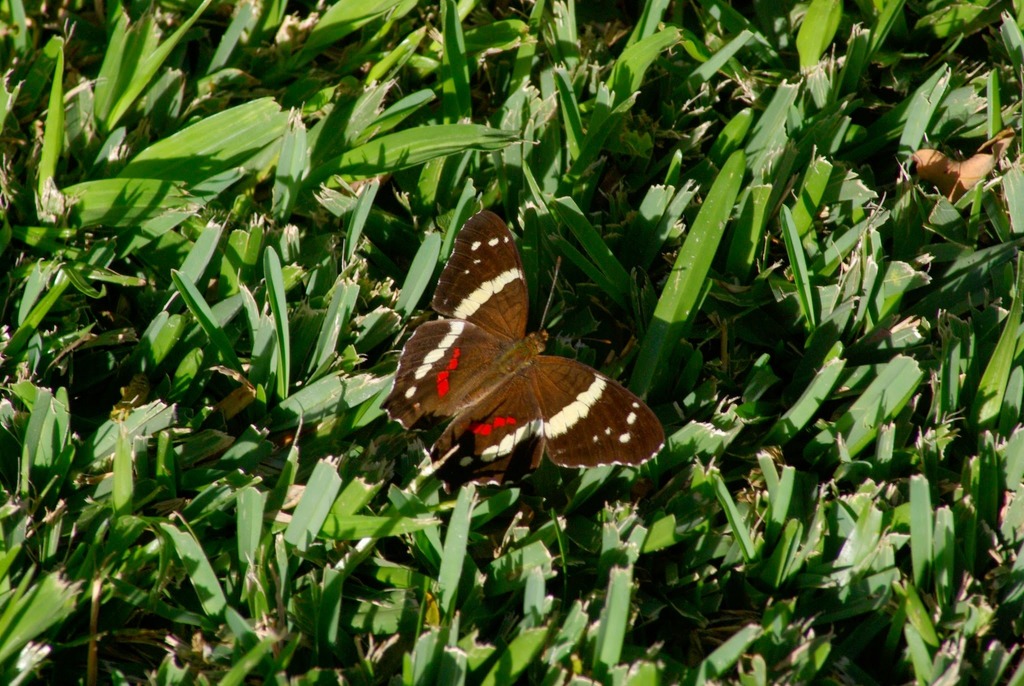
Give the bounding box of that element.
[383,211,664,486]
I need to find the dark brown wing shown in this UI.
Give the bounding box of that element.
[432,211,529,341]
[530,356,663,468]
[382,319,506,430]
[431,374,546,486]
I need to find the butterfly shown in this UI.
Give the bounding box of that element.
[382,210,664,485]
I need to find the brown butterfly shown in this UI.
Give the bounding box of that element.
[383,211,664,485]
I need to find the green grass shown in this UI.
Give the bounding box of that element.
[3,0,1024,683]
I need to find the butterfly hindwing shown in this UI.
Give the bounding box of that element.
[531,356,664,469]
[382,319,506,430]
[431,374,546,485]
[432,211,529,341]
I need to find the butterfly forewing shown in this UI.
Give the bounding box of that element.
[382,319,506,430]
[531,357,664,469]
[432,211,529,341]
[431,374,546,485]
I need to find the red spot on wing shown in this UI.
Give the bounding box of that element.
[469,421,492,435]
[469,416,517,435]
[436,349,461,397]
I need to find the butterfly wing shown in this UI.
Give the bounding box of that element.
[431,211,529,341]
[431,374,546,486]
[531,356,664,468]
[382,319,507,430]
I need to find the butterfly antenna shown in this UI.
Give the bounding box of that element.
[539,256,562,330]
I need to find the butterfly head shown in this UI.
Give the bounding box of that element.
[525,330,548,354]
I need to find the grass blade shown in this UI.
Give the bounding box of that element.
[346,178,380,263]
[312,124,517,185]
[0,572,80,665]
[284,460,342,552]
[171,269,243,372]
[297,0,405,64]
[111,426,134,518]
[633,150,745,395]
[438,484,475,618]
[554,68,584,160]
[765,353,846,445]
[796,0,842,68]
[684,625,761,686]
[781,205,819,331]
[37,37,63,202]
[320,514,441,540]
[64,178,196,229]
[806,356,924,462]
[236,486,266,574]
[593,565,633,678]
[159,522,228,621]
[441,0,470,123]
[550,197,631,308]
[396,232,442,319]
[710,469,756,562]
[119,98,288,188]
[607,28,680,104]
[479,628,548,686]
[909,475,933,588]
[177,222,224,287]
[972,254,1024,431]
[272,110,308,223]
[96,0,213,133]
[310,280,360,375]
[263,247,290,400]
[6,269,71,359]
[267,373,390,430]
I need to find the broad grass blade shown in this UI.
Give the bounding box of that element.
[159,522,228,621]
[972,255,1024,431]
[284,460,342,552]
[263,248,291,400]
[171,270,243,372]
[593,565,633,678]
[312,125,517,185]
[633,150,745,395]
[438,484,475,618]
[37,37,63,202]
[441,0,470,123]
[94,0,213,133]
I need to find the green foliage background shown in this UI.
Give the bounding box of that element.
[2,0,1024,683]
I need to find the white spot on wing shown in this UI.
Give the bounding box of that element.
[488,237,500,247]
[626,412,637,425]
[619,433,631,443]
[546,376,607,438]
[414,321,464,380]
[405,386,417,399]
[441,320,464,346]
[480,419,542,462]
[452,268,523,318]
[471,241,482,251]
